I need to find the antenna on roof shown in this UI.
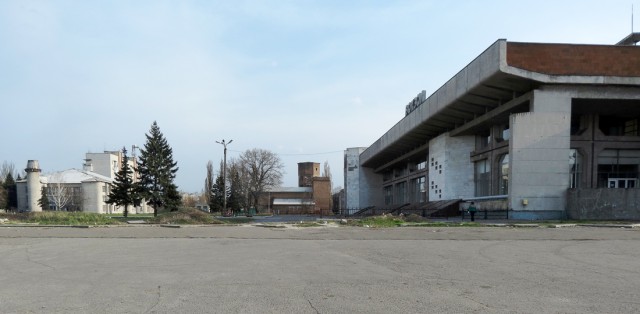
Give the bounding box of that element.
[632,4,634,33]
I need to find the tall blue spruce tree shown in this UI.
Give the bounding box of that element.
[106,147,141,217]
[137,121,181,216]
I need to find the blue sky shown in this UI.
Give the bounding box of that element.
[0,0,635,193]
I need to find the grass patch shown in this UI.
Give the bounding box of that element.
[0,211,121,225]
[146,208,224,224]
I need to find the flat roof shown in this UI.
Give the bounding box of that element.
[360,39,640,169]
[272,198,315,206]
[267,187,313,193]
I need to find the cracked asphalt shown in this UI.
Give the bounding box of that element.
[1,225,639,313]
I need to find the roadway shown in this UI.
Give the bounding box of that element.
[0,225,639,313]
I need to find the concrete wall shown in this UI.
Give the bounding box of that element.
[360,166,384,208]
[82,182,104,213]
[344,147,365,209]
[509,110,570,219]
[567,188,640,220]
[16,181,28,211]
[25,160,42,212]
[428,133,475,201]
[85,152,118,179]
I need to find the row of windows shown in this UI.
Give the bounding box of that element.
[383,176,427,206]
[474,154,509,197]
[382,160,428,182]
[474,149,640,197]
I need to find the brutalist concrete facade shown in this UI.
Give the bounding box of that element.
[346,37,640,220]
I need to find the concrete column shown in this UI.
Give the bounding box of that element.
[509,111,570,219]
[25,160,42,212]
[428,133,475,201]
[344,148,365,209]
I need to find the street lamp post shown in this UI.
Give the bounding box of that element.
[216,139,233,214]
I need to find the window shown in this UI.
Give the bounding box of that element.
[499,154,509,195]
[414,176,426,203]
[599,116,640,136]
[475,159,490,196]
[569,149,582,188]
[395,182,406,204]
[384,186,393,205]
[416,161,426,171]
[597,149,640,188]
[502,126,510,141]
[476,130,491,150]
[497,125,510,142]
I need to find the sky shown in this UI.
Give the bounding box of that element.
[0,0,636,193]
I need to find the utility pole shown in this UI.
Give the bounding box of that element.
[215,139,233,214]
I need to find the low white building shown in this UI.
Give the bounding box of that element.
[17,151,151,214]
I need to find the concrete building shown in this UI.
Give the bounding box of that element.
[258,162,332,215]
[346,36,640,220]
[17,151,151,214]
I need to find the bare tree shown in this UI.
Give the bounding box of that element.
[239,149,284,208]
[182,193,199,208]
[47,173,72,211]
[0,161,16,181]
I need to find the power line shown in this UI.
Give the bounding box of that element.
[227,149,343,156]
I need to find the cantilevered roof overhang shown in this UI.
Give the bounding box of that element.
[360,39,640,169]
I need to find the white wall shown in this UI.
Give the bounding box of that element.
[85,152,119,179]
[428,133,475,201]
[509,111,570,213]
[509,90,571,216]
[82,182,104,213]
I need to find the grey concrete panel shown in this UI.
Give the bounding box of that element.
[509,159,570,174]
[567,188,640,220]
[510,148,569,161]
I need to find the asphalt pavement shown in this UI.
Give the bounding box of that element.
[1,225,639,313]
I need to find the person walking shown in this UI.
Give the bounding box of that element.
[468,202,477,222]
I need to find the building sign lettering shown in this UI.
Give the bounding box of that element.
[405,90,427,116]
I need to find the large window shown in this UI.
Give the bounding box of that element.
[476,130,491,151]
[412,176,427,203]
[498,154,509,195]
[384,186,393,205]
[569,149,582,189]
[597,149,640,188]
[599,116,640,136]
[395,182,406,204]
[475,159,490,196]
